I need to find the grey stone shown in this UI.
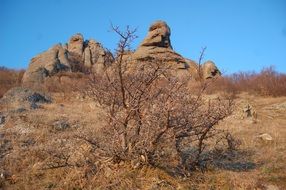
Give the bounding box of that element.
[53,120,70,131]
[15,108,27,113]
[27,92,51,104]
[257,133,273,142]
[22,34,113,86]
[0,115,5,125]
[22,44,71,85]
[0,87,51,111]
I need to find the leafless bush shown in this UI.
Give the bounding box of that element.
[84,25,235,174]
[43,71,89,94]
[207,66,286,97]
[0,67,25,98]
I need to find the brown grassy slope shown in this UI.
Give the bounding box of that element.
[0,92,285,190]
[0,67,25,98]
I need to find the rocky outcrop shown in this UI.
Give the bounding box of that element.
[22,20,220,86]
[68,33,84,57]
[22,34,113,86]
[22,44,70,85]
[132,21,188,71]
[132,21,221,79]
[202,61,221,79]
[140,21,172,48]
[83,39,113,73]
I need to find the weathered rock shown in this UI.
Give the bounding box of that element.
[186,59,200,79]
[140,21,172,48]
[27,92,51,104]
[0,114,5,125]
[84,39,113,73]
[22,44,70,85]
[132,21,220,79]
[88,39,106,64]
[133,21,188,70]
[30,102,40,109]
[68,33,84,57]
[83,44,92,68]
[202,60,221,79]
[22,20,220,86]
[23,34,113,86]
[0,87,51,111]
[257,133,273,142]
[242,103,257,119]
[53,120,70,131]
[14,108,27,113]
[265,184,279,190]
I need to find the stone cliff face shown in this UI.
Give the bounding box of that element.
[22,20,220,86]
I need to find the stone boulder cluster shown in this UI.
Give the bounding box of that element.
[22,34,113,85]
[22,20,221,86]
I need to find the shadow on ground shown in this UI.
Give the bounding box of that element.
[211,149,257,171]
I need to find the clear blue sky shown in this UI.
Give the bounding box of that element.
[1,0,286,74]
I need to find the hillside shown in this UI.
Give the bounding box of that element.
[0,91,285,189]
[0,20,286,190]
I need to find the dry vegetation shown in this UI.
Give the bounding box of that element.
[0,67,25,98]
[207,66,286,97]
[1,91,285,189]
[0,27,286,190]
[83,26,236,176]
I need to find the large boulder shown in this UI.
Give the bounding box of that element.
[132,21,220,79]
[22,44,70,86]
[133,21,188,70]
[202,60,221,79]
[140,21,172,48]
[68,33,84,57]
[22,34,113,86]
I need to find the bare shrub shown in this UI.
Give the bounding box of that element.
[84,25,235,174]
[0,67,25,98]
[251,66,286,96]
[207,66,286,97]
[44,71,89,93]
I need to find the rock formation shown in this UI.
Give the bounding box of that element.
[202,61,221,79]
[132,20,221,79]
[22,44,70,85]
[22,34,113,86]
[132,21,190,70]
[22,20,221,86]
[68,33,84,57]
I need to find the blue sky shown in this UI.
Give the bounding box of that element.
[1,0,286,74]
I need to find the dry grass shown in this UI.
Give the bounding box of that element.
[0,67,25,98]
[215,94,286,189]
[43,71,89,94]
[1,63,286,189]
[1,91,285,189]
